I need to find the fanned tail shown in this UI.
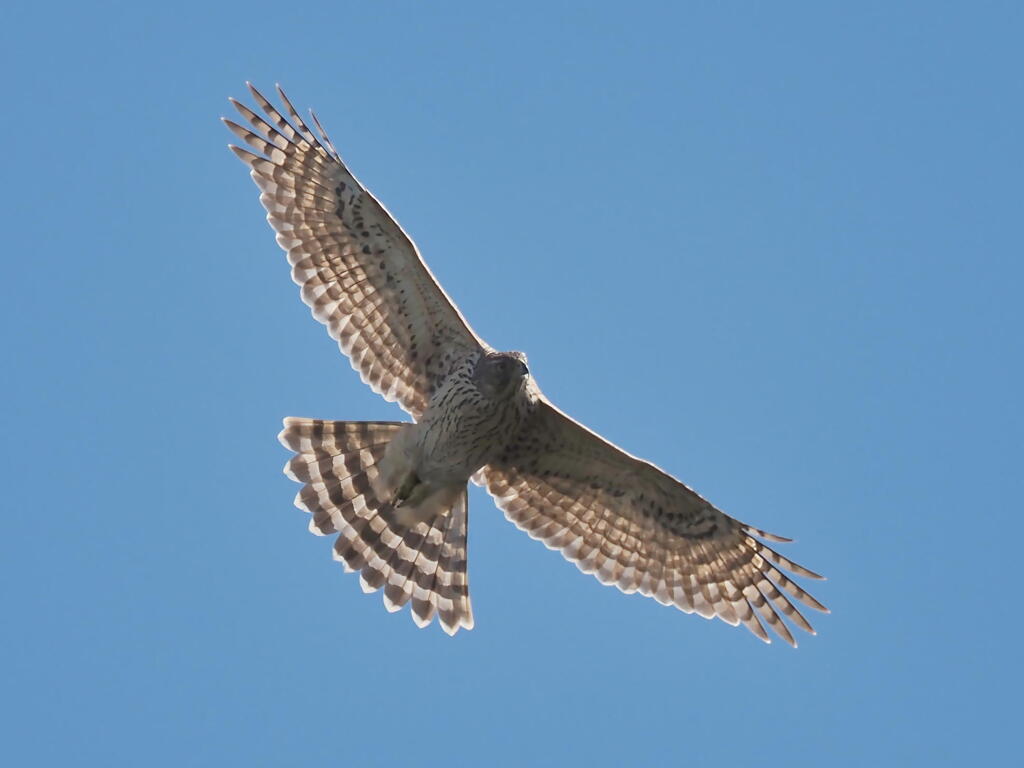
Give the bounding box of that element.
[279,418,474,635]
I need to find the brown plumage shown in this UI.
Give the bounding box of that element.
[225,83,828,644]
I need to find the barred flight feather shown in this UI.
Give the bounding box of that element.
[477,396,828,647]
[280,418,473,635]
[225,83,486,420]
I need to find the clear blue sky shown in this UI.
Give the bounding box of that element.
[3,2,1021,765]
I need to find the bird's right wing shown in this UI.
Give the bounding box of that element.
[224,83,487,419]
[477,396,828,645]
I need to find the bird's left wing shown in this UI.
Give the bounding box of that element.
[224,83,486,419]
[477,396,828,645]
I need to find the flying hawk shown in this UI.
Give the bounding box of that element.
[224,83,827,645]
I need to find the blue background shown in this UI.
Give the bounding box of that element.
[3,2,1021,765]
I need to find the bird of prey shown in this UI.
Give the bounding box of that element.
[224,83,827,645]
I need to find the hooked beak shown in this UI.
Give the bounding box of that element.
[517,360,530,377]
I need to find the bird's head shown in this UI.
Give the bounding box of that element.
[473,350,530,398]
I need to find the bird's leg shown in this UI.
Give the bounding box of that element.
[393,471,422,508]
[389,474,437,527]
[387,472,459,528]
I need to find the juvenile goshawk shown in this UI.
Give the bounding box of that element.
[224,83,828,645]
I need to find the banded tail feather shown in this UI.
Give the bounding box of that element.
[279,418,474,635]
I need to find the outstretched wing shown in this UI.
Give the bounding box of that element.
[224,83,486,419]
[477,395,828,646]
